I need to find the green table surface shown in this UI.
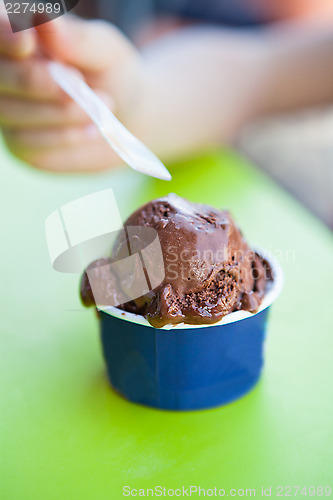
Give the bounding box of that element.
[1,141,333,500]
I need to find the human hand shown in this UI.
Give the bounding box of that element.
[0,8,144,172]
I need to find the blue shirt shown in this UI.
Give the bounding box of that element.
[75,0,267,37]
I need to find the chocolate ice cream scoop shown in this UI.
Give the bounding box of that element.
[81,194,271,328]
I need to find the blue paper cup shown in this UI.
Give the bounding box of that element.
[98,250,283,411]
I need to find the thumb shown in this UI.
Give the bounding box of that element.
[35,14,137,73]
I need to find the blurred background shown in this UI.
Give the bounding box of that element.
[238,107,333,230]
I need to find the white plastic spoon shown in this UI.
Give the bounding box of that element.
[48,61,171,181]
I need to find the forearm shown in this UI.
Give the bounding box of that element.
[129,21,333,160]
[251,19,333,114]
[129,27,269,160]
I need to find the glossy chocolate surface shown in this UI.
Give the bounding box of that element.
[81,194,271,328]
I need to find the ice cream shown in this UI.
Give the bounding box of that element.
[81,194,272,328]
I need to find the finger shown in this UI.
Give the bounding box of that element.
[0,56,62,99]
[0,95,91,127]
[0,15,36,58]
[0,90,114,127]
[36,15,137,72]
[4,132,123,172]
[2,124,101,149]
